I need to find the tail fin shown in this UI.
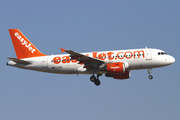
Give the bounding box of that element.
[9,29,46,59]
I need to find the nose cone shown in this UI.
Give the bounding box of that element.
[170,56,175,64]
[166,55,175,65]
[157,54,175,67]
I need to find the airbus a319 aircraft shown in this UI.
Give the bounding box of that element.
[7,29,175,86]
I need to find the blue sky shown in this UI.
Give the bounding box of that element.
[1,0,179,120]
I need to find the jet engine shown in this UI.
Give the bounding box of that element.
[99,62,125,73]
[106,62,125,73]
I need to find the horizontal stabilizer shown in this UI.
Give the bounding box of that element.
[7,57,31,65]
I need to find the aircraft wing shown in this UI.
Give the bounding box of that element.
[60,48,104,68]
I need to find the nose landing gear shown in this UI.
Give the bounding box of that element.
[148,69,153,80]
[90,74,102,86]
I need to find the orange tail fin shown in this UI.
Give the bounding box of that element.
[9,29,46,59]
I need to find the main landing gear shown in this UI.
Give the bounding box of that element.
[90,74,102,86]
[148,69,153,80]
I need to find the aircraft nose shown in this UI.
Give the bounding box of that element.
[169,56,175,64]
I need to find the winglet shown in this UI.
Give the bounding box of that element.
[60,48,66,53]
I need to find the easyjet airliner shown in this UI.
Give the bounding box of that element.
[7,29,175,86]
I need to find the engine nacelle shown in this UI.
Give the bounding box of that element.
[106,62,125,74]
[105,71,130,80]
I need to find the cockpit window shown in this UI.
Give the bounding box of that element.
[158,52,167,55]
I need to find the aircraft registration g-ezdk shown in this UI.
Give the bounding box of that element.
[7,29,175,86]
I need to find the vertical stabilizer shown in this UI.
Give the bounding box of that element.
[9,29,46,59]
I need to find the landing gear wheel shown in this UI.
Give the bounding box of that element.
[94,79,101,86]
[90,74,101,86]
[90,75,96,82]
[147,69,153,80]
[149,75,153,80]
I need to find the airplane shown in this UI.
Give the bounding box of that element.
[7,29,175,86]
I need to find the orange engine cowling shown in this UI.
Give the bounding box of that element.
[105,71,130,80]
[106,62,125,74]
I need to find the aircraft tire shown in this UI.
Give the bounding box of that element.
[90,75,96,82]
[149,75,153,80]
[94,79,101,86]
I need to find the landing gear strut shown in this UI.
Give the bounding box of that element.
[90,74,102,86]
[148,69,153,80]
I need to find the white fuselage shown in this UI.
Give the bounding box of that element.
[7,48,175,74]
